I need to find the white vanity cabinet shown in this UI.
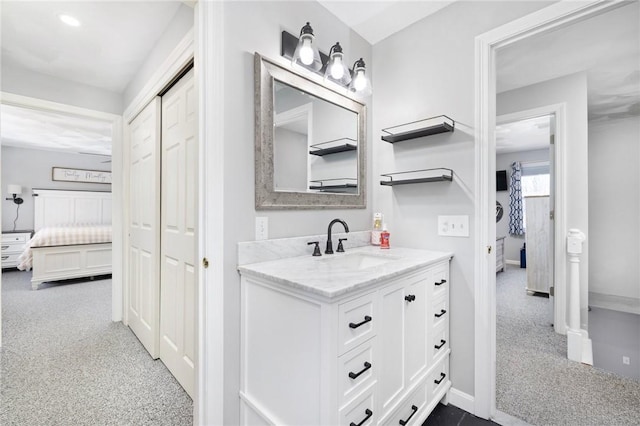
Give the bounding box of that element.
[239,251,451,426]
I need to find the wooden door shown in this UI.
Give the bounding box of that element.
[128,97,161,358]
[159,68,197,397]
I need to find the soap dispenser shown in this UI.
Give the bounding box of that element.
[380,224,390,249]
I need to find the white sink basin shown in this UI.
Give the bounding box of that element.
[319,252,399,270]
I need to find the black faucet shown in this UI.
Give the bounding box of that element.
[326,218,349,254]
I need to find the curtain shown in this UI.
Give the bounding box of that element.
[509,161,525,235]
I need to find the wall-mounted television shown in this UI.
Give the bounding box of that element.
[496,170,508,191]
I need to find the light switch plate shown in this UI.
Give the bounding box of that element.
[438,215,470,237]
[255,217,268,241]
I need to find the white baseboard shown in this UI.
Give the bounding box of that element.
[448,387,474,414]
[505,259,520,266]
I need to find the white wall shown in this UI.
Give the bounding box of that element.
[589,116,640,301]
[0,63,122,115]
[1,146,111,231]
[123,4,194,108]
[496,148,550,262]
[372,1,550,398]
[221,2,373,423]
[497,72,590,330]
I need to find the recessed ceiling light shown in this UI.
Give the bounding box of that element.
[58,14,81,27]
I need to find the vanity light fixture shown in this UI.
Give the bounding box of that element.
[58,13,81,27]
[324,42,352,86]
[349,58,372,96]
[292,22,322,71]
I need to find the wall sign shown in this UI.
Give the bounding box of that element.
[52,167,112,184]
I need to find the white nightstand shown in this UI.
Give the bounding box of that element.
[2,231,33,269]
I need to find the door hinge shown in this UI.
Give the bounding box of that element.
[487,245,492,254]
[550,210,554,220]
[202,257,209,268]
[550,134,555,145]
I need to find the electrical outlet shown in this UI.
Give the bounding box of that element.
[255,217,268,241]
[438,215,470,237]
[623,356,630,365]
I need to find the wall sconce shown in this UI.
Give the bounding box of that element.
[291,22,322,71]
[6,184,23,205]
[281,24,372,96]
[5,184,24,231]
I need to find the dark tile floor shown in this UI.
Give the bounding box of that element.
[423,404,497,425]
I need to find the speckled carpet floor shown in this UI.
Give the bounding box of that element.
[0,270,192,426]
[496,265,640,425]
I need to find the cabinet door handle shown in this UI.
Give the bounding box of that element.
[435,279,447,286]
[348,361,372,380]
[398,405,418,425]
[404,294,416,302]
[350,408,373,426]
[435,339,446,350]
[349,315,372,329]
[435,309,447,318]
[434,372,446,385]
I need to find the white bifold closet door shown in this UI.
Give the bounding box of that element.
[159,68,197,397]
[128,97,162,359]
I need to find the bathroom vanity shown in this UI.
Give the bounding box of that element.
[238,244,452,425]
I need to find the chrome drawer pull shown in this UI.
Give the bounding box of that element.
[434,372,446,385]
[398,405,418,425]
[2,256,9,260]
[435,279,447,286]
[1,246,9,250]
[435,309,447,318]
[348,361,372,380]
[350,409,372,426]
[435,339,446,350]
[349,315,372,329]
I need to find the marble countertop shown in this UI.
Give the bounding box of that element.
[238,245,453,299]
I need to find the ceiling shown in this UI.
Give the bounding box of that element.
[0,1,184,156]
[1,1,638,156]
[496,115,551,155]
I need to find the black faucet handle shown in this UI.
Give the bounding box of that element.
[337,238,348,252]
[307,241,322,256]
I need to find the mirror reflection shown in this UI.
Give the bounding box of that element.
[273,80,358,194]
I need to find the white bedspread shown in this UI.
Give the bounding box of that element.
[17,225,112,271]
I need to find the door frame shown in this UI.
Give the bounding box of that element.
[0,91,124,324]
[497,104,566,336]
[473,0,626,419]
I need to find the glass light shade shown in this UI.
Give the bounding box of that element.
[349,58,372,96]
[324,43,352,86]
[292,23,322,71]
[7,184,22,195]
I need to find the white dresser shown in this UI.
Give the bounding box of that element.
[2,231,32,269]
[238,246,452,426]
[496,237,505,273]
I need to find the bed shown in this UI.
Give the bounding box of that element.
[17,189,112,290]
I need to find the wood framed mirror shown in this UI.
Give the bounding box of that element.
[255,53,366,209]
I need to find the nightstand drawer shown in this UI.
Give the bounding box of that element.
[2,233,30,244]
[1,252,21,268]
[2,241,27,254]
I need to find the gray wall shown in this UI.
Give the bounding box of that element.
[590,307,640,380]
[371,1,550,397]
[589,116,640,301]
[496,149,550,262]
[221,2,373,423]
[497,72,590,330]
[123,4,194,108]
[1,146,111,231]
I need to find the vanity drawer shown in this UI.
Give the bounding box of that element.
[431,262,449,300]
[429,357,450,403]
[430,321,449,364]
[381,380,427,426]
[339,337,377,408]
[431,295,448,329]
[339,293,376,355]
[340,385,376,426]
